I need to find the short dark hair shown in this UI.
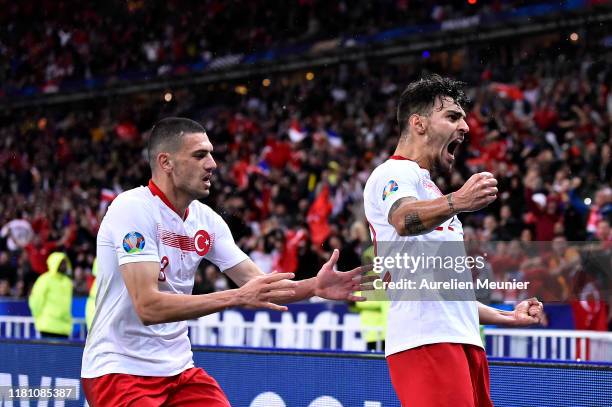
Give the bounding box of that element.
[396,74,468,135]
[148,117,206,168]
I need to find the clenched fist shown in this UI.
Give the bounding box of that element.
[453,172,498,212]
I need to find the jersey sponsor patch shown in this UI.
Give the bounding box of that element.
[382,180,399,201]
[123,231,146,253]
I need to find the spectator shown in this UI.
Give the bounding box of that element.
[204,264,229,293]
[249,235,277,274]
[526,191,563,242]
[588,188,612,234]
[590,219,612,243]
[568,183,612,238]
[0,251,16,287]
[192,265,214,295]
[498,204,522,240]
[294,237,324,281]
[12,280,26,299]
[23,234,60,287]
[0,279,10,296]
[28,252,73,339]
[72,266,90,297]
[481,215,502,241]
[0,213,33,254]
[323,234,361,272]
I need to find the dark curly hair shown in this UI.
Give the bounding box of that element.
[396,74,468,135]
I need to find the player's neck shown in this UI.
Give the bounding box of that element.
[393,142,432,172]
[149,177,192,220]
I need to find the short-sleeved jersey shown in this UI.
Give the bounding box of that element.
[81,181,249,378]
[363,157,481,357]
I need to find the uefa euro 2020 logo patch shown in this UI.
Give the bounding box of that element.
[123,231,146,253]
[382,180,399,201]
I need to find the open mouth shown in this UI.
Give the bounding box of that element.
[446,138,463,160]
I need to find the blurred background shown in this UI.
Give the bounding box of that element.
[0,0,611,404]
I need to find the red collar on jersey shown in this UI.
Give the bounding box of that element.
[389,155,429,171]
[148,179,190,221]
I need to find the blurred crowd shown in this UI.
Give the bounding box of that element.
[1,0,546,97]
[0,16,610,332]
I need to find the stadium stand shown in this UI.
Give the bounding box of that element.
[0,0,559,98]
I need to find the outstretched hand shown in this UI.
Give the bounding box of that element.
[512,297,544,326]
[237,271,297,312]
[314,249,375,302]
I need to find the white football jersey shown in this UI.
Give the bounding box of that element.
[81,181,248,377]
[364,157,482,357]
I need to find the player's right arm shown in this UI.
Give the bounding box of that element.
[388,172,498,236]
[108,194,296,326]
[121,262,296,325]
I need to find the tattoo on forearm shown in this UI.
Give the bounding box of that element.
[447,193,455,214]
[404,212,427,234]
[387,196,418,224]
[388,200,403,224]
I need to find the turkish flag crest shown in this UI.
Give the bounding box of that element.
[194,230,212,256]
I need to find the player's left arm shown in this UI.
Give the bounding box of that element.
[477,298,544,326]
[225,249,373,303]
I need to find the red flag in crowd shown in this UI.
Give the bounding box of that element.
[100,188,118,213]
[115,122,139,142]
[274,229,306,273]
[264,137,292,169]
[570,273,608,331]
[288,119,306,143]
[490,83,524,101]
[307,185,332,246]
[571,299,608,331]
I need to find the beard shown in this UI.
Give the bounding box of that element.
[179,181,211,201]
[173,168,211,200]
[431,155,452,179]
